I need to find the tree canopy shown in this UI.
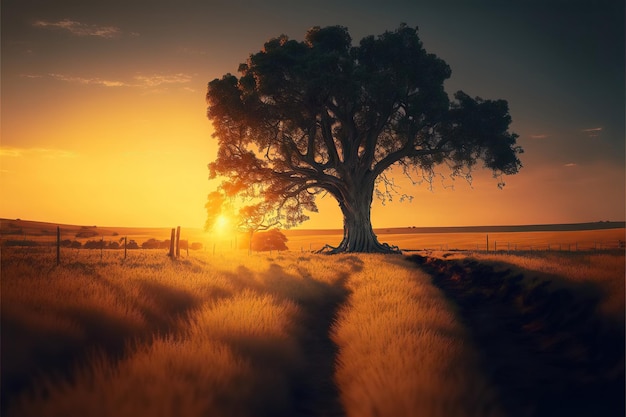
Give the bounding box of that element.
[206,24,522,253]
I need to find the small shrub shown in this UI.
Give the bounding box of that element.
[76,230,98,238]
[3,239,38,247]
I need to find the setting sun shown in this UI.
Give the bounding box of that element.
[214,214,230,234]
[1,2,624,417]
[1,2,623,230]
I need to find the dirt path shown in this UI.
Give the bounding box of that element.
[408,254,625,417]
[225,261,352,417]
[289,269,350,417]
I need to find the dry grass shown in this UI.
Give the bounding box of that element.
[4,218,623,253]
[2,249,351,416]
[331,255,502,417]
[376,229,625,251]
[470,251,625,318]
[2,246,622,416]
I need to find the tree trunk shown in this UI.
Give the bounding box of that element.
[325,180,400,254]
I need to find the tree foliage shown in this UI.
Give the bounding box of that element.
[206,24,522,253]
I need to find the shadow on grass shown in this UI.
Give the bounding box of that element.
[407,254,625,417]
[1,263,225,413]
[221,260,355,417]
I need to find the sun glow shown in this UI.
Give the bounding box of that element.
[214,214,230,234]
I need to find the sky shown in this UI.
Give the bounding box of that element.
[1,0,624,229]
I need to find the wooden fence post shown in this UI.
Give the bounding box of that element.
[124,237,127,260]
[486,234,489,252]
[175,226,181,258]
[56,226,61,266]
[169,228,176,258]
[100,236,104,262]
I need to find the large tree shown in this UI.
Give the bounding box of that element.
[206,25,522,253]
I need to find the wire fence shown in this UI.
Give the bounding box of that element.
[397,234,626,252]
[289,229,626,253]
[0,226,208,265]
[2,227,624,267]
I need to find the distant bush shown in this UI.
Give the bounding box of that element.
[1,227,23,236]
[142,239,162,249]
[127,240,139,249]
[140,239,184,250]
[60,239,82,248]
[3,239,38,247]
[190,242,203,251]
[251,229,288,252]
[76,230,98,238]
[84,240,105,249]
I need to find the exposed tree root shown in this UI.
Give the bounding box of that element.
[316,242,401,254]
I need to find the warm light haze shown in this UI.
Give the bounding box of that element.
[2,0,624,229]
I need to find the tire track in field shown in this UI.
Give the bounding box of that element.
[408,254,625,417]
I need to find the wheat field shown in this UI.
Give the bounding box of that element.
[1,246,624,417]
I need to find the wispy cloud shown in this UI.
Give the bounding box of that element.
[529,134,548,139]
[564,163,577,167]
[48,73,128,87]
[582,127,602,138]
[20,72,194,90]
[133,73,193,87]
[0,147,78,159]
[33,19,123,39]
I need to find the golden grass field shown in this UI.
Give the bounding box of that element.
[1,218,624,253]
[1,235,624,417]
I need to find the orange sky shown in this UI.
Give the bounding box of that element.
[1,1,624,229]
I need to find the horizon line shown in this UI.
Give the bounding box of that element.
[2,217,624,232]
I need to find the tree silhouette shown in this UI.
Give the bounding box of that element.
[206,24,522,253]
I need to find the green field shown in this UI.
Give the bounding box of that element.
[2,244,624,417]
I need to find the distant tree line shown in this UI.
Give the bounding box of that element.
[2,238,203,250]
